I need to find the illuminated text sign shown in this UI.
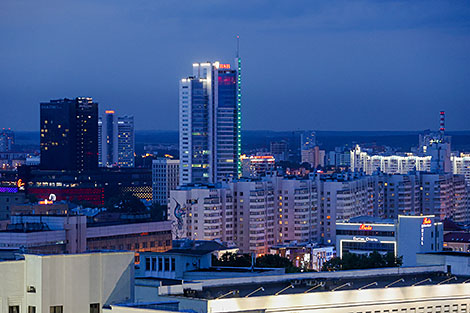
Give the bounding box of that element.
[359,224,373,231]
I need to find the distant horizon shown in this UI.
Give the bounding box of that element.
[10,129,470,134]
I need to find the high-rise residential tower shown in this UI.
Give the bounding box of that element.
[98,111,135,168]
[179,59,241,185]
[40,97,98,171]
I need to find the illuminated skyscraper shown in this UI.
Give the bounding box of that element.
[179,58,241,185]
[40,97,98,171]
[98,111,134,168]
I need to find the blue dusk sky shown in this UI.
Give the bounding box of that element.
[0,0,469,131]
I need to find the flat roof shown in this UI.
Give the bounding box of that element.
[182,272,470,300]
[422,251,470,257]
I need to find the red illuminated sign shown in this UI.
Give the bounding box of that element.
[422,217,432,225]
[219,64,231,69]
[359,224,373,231]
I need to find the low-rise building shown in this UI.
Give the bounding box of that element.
[0,214,172,259]
[336,215,443,266]
[270,242,334,271]
[0,187,26,220]
[443,232,470,252]
[0,252,134,313]
[132,265,470,313]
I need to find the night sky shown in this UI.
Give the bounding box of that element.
[1,0,469,131]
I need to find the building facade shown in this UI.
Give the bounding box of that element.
[351,145,431,175]
[40,97,98,171]
[179,61,241,185]
[99,111,135,168]
[240,154,275,178]
[336,215,443,266]
[0,214,172,258]
[0,252,134,313]
[452,153,470,187]
[152,158,180,205]
[0,128,14,152]
[270,141,288,162]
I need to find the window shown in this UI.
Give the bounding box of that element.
[164,257,170,271]
[28,307,36,313]
[9,306,20,313]
[50,306,63,313]
[171,258,176,271]
[145,257,151,271]
[90,303,100,313]
[152,257,157,271]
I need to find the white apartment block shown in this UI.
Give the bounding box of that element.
[169,174,375,254]
[272,177,318,244]
[152,158,180,205]
[420,172,469,224]
[168,170,470,255]
[315,172,375,244]
[351,145,431,175]
[169,185,229,243]
[452,153,470,187]
[374,173,421,219]
[230,179,276,255]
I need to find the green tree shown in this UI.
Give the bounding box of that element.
[105,192,147,213]
[256,254,301,273]
[149,202,168,221]
[322,252,402,271]
[212,253,301,273]
[212,252,252,267]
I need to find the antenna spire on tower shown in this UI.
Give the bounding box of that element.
[236,35,240,58]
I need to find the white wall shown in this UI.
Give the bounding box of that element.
[0,252,135,313]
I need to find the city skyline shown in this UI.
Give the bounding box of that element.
[1,1,470,131]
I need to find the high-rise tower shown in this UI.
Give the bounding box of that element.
[179,57,241,185]
[98,110,135,168]
[40,97,98,171]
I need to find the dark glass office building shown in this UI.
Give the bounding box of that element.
[40,97,98,171]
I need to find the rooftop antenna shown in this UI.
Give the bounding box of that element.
[439,111,445,137]
[236,35,240,58]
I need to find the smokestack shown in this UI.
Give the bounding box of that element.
[439,111,445,135]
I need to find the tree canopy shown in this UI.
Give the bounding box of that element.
[322,251,402,271]
[212,252,301,273]
[105,192,147,213]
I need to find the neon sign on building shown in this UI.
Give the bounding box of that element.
[420,217,432,246]
[359,224,373,231]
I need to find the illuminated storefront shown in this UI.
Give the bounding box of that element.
[336,215,443,266]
